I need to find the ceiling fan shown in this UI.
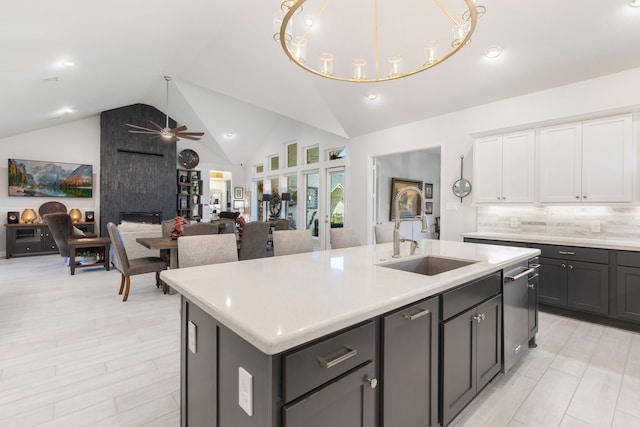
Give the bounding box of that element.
[126,76,204,141]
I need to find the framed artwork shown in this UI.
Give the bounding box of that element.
[424,183,433,199]
[233,200,244,209]
[8,158,93,198]
[234,187,244,199]
[425,201,433,214]
[307,186,318,209]
[389,177,423,220]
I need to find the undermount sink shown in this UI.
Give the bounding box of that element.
[378,256,478,276]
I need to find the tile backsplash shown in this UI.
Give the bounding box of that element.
[477,206,640,242]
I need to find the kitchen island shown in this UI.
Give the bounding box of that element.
[161,240,540,426]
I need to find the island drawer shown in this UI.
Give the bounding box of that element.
[282,320,376,402]
[534,244,608,264]
[441,271,501,321]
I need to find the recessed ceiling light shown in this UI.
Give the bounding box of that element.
[53,107,74,116]
[225,132,235,138]
[305,18,313,27]
[630,0,640,7]
[61,60,76,68]
[366,91,378,100]
[485,46,502,58]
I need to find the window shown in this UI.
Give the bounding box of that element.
[306,146,319,164]
[287,142,298,168]
[256,164,264,174]
[328,147,346,161]
[270,155,279,171]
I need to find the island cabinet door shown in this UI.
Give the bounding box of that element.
[475,295,502,392]
[182,300,219,427]
[381,296,439,427]
[441,306,476,427]
[282,362,376,427]
[566,260,609,315]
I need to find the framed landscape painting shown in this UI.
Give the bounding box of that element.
[389,177,423,220]
[8,158,93,198]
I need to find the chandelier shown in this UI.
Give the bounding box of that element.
[274,0,484,83]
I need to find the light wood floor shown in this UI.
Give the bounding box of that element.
[1,255,640,426]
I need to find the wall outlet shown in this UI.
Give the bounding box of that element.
[188,321,197,354]
[591,221,601,233]
[239,367,253,416]
[510,217,519,228]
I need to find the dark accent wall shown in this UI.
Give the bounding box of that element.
[100,104,177,235]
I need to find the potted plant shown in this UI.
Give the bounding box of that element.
[78,250,97,265]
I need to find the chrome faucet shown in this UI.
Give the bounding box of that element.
[393,187,429,258]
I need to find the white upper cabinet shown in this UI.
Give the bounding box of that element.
[539,114,632,203]
[473,131,535,203]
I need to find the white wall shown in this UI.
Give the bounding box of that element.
[0,116,101,256]
[349,67,640,243]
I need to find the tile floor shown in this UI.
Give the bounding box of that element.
[1,255,639,426]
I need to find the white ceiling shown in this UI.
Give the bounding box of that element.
[2,0,640,165]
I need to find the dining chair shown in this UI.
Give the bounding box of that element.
[274,219,290,230]
[178,234,238,268]
[330,227,361,249]
[374,224,394,244]
[183,222,219,236]
[272,229,313,256]
[238,221,271,261]
[106,222,167,302]
[43,213,98,265]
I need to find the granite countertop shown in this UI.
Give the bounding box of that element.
[160,240,538,355]
[462,232,640,251]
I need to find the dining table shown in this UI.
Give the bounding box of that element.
[136,236,178,268]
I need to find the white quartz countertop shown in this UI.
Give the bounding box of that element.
[462,232,640,251]
[160,240,539,355]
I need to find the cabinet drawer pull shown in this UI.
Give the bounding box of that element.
[561,263,566,269]
[318,347,357,369]
[559,251,575,255]
[403,308,430,321]
[528,283,535,289]
[569,264,574,270]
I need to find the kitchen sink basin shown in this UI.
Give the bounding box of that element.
[378,256,478,276]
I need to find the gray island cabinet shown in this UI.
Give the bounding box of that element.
[161,241,539,427]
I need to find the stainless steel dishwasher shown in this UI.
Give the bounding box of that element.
[503,260,537,372]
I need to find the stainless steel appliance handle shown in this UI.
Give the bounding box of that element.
[505,268,535,281]
[529,263,540,269]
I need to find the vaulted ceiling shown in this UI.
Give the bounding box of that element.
[2,0,640,165]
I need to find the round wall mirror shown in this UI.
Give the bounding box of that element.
[453,179,472,198]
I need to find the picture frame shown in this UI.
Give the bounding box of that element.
[8,158,93,198]
[424,183,433,199]
[425,201,433,215]
[389,177,423,220]
[234,187,244,200]
[233,200,244,209]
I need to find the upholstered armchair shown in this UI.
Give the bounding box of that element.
[43,213,97,263]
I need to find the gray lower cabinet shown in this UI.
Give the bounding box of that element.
[538,255,608,315]
[382,296,439,427]
[616,251,640,323]
[440,272,502,427]
[283,362,376,427]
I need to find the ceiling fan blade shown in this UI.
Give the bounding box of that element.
[171,125,187,133]
[178,135,202,141]
[177,131,205,136]
[125,123,157,132]
[128,130,161,135]
[149,120,164,130]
